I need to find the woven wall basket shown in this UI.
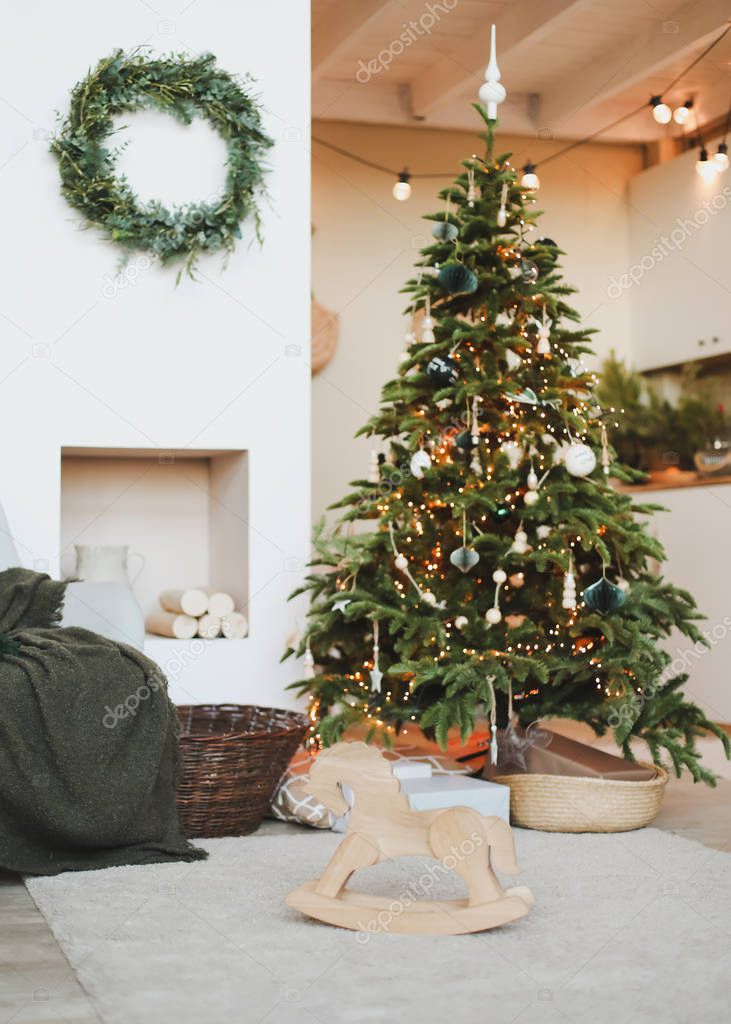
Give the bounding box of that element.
[492,763,669,833]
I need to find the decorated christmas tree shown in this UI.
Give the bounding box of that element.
[288,52,728,784]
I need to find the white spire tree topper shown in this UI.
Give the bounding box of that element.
[479,24,507,120]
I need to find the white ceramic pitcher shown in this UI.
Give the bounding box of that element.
[74,545,145,587]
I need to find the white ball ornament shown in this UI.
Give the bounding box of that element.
[526,469,539,490]
[421,591,437,606]
[492,568,507,584]
[524,490,539,506]
[410,450,432,479]
[536,525,552,540]
[485,607,502,625]
[564,443,597,478]
[394,553,409,571]
[454,615,469,630]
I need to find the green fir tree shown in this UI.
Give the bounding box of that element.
[286,108,729,785]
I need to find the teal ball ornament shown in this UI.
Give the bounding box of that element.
[438,261,478,295]
[490,502,511,523]
[583,577,626,615]
[432,221,459,242]
[455,430,477,451]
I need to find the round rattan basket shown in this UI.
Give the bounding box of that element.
[176,704,309,838]
[492,763,669,833]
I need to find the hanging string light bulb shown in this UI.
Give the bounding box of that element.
[649,95,672,124]
[393,168,412,201]
[696,146,718,180]
[520,163,540,191]
[714,142,729,172]
[673,98,693,125]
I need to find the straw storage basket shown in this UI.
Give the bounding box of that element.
[176,704,309,838]
[493,763,668,833]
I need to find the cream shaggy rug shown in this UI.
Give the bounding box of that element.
[26,824,731,1024]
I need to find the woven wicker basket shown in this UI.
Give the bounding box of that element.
[176,704,309,838]
[493,762,668,833]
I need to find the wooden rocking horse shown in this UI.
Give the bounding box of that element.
[286,742,533,935]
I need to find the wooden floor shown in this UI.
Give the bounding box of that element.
[1,778,729,1024]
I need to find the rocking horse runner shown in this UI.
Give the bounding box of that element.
[286,742,533,935]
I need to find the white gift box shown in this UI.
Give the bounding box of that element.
[399,775,510,823]
[331,761,509,831]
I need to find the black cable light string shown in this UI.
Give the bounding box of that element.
[312,20,731,197]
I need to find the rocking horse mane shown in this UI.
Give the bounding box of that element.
[314,741,394,779]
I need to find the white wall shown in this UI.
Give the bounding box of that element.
[311,120,644,521]
[627,134,731,371]
[0,0,311,707]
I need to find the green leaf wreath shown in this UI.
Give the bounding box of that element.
[50,49,273,278]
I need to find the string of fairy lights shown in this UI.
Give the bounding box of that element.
[312,20,731,198]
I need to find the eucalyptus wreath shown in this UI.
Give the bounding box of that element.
[51,49,273,278]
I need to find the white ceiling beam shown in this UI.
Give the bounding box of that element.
[410,0,586,117]
[538,0,731,131]
[312,0,393,84]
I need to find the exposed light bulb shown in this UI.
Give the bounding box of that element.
[393,169,412,201]
[714,142,729,172]
[673,98,693,125]
[650,95,671,125]
[696,148,718,181]
[520,162,540,191]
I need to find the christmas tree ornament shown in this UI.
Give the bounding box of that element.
[492,568,507,585]
[420,591,438,607]
[435,397,453,410]
[526,463,538,490]
[410,448,432,479]
[500,439,523,468]
[535,305,552,355]
[367,449,380,484]
[486,566,505,626]
[456,429,477,451]
[432,220,458,242]
[332,598,352,613]
[370,620,383,693]
[511,526,529,555]
[490,502,511,522]
[600,423,612,476]
[427,354,459,386]
[520,258,539,284]
[421,294,436,344]
[438,261,478,295]
[617,577,631,593]
[495,310,514,327]
[454,615,469,630]
[466,167,478,207]
[504,348,522,372]
[536,525,552,540]
[496,182,508,228]
[564,442,597,477]
[450,546,479,573]
[508,572,524,588]
[485,606,502,625]
[535,237,557,248]
[394,552,409,571]
[562,552,577,610]
[523,489,539,507]
[479,24,507,121]
[303,642,315,680]
[583,574,626,615]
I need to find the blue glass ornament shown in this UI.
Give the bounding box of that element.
[432,221,459,242]
[438,261,478,295]
[583,576,626,615]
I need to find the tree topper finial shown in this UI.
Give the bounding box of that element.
[479,24,507,121]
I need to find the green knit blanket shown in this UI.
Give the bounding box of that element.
[0,568,206,874]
